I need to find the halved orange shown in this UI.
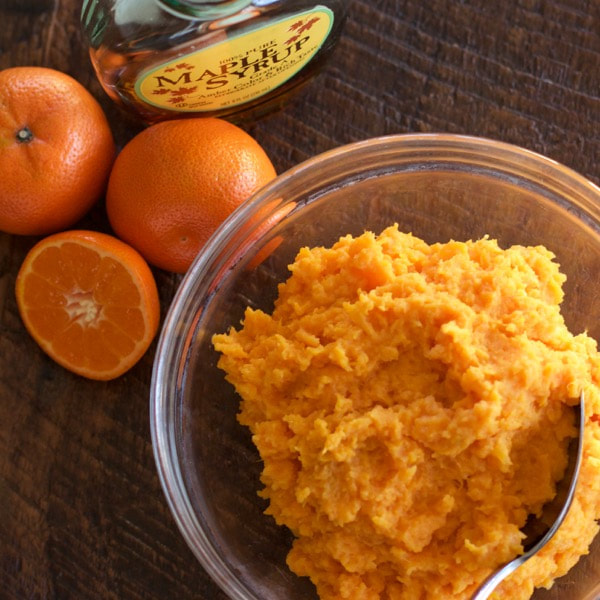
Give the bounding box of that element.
[15,230,160,381]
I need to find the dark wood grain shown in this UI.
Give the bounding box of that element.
[0,1,599,599]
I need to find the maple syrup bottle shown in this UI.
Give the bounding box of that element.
[81,0,348,124]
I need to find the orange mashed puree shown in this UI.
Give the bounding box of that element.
[212,225,600,599]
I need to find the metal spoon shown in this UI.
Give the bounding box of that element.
[472,391,585,600]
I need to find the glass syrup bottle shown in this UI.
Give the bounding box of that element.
[81,0,348,124]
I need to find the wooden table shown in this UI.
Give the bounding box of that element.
[0,1,599,599]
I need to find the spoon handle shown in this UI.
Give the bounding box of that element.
[472,556,527,599]
[472,392,585,600]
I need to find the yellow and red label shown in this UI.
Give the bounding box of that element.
[136,7,334,112]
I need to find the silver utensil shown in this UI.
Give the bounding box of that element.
[472,391,585,599]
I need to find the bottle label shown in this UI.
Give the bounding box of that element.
[135,6,334,112]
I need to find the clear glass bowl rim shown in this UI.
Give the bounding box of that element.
[150,132,600,600]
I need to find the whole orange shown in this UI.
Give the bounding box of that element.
[0,66,115,235]
[105,117,277,273]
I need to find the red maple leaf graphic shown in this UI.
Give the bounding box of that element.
[175,62,194,70]
[285,34,300,45]
[164,67,177,73]
[297,17,320,34]
[152,89,170,95]
[288,20,304,31]
[169,86,197,95]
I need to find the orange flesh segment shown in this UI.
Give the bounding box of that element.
[19,238,155,377]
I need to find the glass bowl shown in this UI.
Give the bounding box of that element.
[150,133,600,600]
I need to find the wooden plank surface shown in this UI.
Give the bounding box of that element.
[0,1,599,599]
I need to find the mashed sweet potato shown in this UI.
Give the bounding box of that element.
[212,225,600,600]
